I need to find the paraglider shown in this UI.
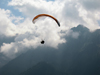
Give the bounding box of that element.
[32,14,60,44]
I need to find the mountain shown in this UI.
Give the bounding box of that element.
[0,47,60,75]
[58,25,100,75]
[0,53,10,69]
[19,62,67,75]
[0,25,100,75]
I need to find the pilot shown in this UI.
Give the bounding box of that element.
[41,40,45,44]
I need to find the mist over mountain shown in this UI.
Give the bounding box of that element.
[0,35,15,46]
[0,53,10,68]
[0,36,15,68]
[0,25,100,75]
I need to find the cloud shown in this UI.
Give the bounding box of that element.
[0,8,15,36]
[0,0,100,58]
[77,0,100,31]
[8,0,100,30]
[66,30,79,39]
[79,0,100,11]
[0,42,25,59]
[0,8,24,36]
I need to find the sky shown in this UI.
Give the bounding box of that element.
[0,0,100,59]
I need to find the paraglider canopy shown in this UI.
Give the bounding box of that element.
[32,14,60,27]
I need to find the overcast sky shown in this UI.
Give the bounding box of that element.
[0,0,100,58]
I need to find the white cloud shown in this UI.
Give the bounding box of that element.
[0,8,16,36]
[0,42,17,59]
[8,0,100,30]
[77,1,100,31]
[0,8,25,37]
